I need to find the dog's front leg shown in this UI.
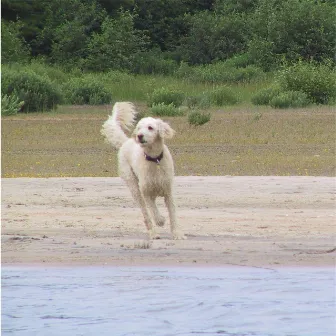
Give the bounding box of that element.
[142,195,161,240]
[125,179,153,233]
[164,193,186,240]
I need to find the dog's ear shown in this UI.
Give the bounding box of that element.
[158,120,175,139]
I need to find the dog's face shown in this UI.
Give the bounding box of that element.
[133,117,175,147]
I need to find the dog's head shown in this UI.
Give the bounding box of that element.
[133,117,175,147]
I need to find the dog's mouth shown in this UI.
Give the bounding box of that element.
[137,139,147,146]
[136,134,147,145]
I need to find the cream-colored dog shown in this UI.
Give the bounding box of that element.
[101,102,186,240]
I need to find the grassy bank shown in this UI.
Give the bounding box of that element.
[2,104,335,177]
[3,62,269,107]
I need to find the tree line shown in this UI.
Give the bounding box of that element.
[2,0,335,73]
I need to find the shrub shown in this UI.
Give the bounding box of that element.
[270,91,311,109]
[1,94,24,116]
[185,94,211,109]
[2,67,62,112]
[251,86,282,105]
[63,77,111,105]
[247,37,279,71]
[148,87,184,107]
[188,110,211,126]
[190,65,223,83]
[175,61,194,78]
[132,50,179,75]
[101,70,134,83]
[27,61,69,84]
[233,65,264,82]
[223,53,252,68]
[176,61,264,84]
[277,62,336,104]
[150,103,185,117]
[208,86,239,106]
[195,63,264,83]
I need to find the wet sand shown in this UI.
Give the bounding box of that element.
[2,176,335,267]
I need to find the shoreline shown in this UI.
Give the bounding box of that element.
[2,260,335,269]
[2,176,335,268]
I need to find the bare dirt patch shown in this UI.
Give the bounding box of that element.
[2,105,335,177]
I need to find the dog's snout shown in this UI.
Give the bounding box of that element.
[138,134,144,141]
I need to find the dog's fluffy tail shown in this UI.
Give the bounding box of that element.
[101,102,137,149]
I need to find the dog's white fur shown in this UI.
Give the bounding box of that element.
[101,102,186,240]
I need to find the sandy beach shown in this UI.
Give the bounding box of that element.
[2,176,335,267]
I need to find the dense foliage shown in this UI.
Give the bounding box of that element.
[277,62,336,104]
[62,76,112,105]
[2,66,63,112]
[2,0,335,113]
[2,0,335,72]
[148,88,184,107]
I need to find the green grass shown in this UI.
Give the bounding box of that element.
[2,104,335,177]
[104,74,268,104]
[2,62,267,105]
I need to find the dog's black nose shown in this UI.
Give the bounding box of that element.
[138,134,144,141]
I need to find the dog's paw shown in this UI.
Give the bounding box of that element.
[149,230,161,240]
[173,231,187,240]
[156,215,165,227]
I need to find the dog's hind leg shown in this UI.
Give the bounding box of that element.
[148,196,165,227]
[155,213,165,227]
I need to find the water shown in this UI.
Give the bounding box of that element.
[2,266,335,336]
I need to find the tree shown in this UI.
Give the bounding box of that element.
[214,0,258,14]
[1,0,50,56]
[37,0,106,66]
[96,0,134,15]
[85,11,148,71]
[179,11,249,64]
[248,0,336,69]
[132,0,215,51]
[1,20,30,63]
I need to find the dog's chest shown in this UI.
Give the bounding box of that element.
[140,162,172,195]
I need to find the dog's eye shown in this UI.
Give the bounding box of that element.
[148,126,153,131]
